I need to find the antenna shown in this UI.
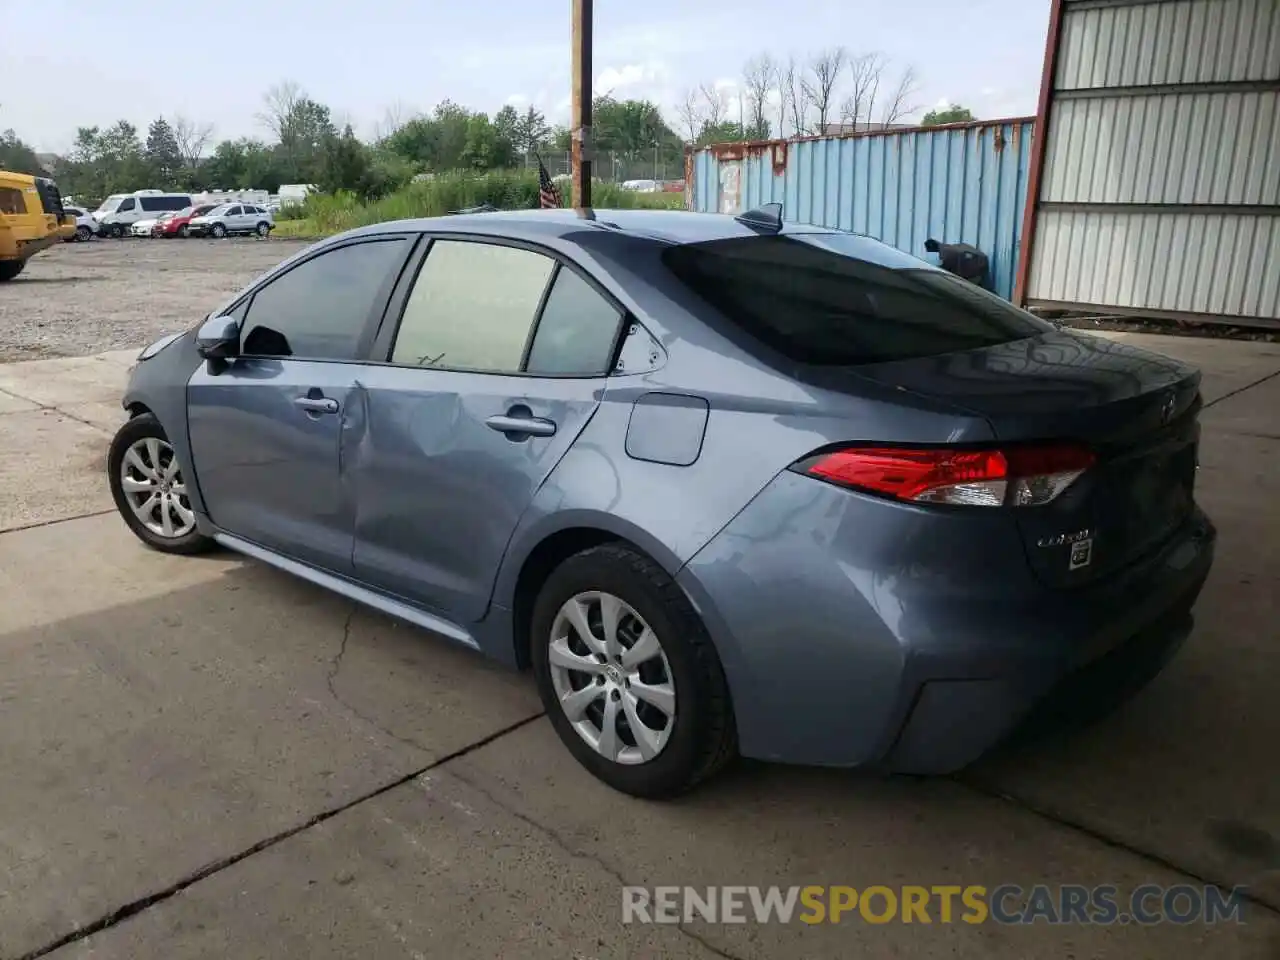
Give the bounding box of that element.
[734,202,783,233]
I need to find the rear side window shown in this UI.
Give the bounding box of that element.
[526,267,623,375]
[390,239,553,372]
[663,235,1051,366]
[241,239,410,360]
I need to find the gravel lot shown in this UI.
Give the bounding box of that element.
[0,237,313,362]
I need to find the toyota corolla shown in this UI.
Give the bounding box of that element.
[107,208,1215,798]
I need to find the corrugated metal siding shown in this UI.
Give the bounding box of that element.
[689,119,1035,300]
[1043,92,1280,204]
[1056,0,1280,88]
[1029,208,1280,316]
[1025,0,1280,323]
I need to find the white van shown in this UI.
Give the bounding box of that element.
[93,191,194,237]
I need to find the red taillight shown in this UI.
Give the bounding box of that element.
[797,444,1094,507]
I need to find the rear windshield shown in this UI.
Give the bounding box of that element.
[663,234,1051,366]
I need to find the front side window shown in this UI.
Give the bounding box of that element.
[390,240,553,371]
[241,239,410,360]
[117,197,136,212]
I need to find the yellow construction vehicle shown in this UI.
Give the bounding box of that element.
[0,169,76,281]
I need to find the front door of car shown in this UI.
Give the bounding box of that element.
[351,236,626,622]
[186,235,416,574]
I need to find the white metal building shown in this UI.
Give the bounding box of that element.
[1016,0,1280,327]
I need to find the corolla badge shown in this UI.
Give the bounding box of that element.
[1037,528,1095,571]
[1037,529,1092,548]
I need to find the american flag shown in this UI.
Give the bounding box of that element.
[536,154,562,209]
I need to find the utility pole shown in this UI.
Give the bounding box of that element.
[571,0,593,208]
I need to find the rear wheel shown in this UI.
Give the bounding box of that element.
[256,221,270,237]
[108,414,214,555]
[75,225,92,241]
[0,260,24,281]
[531,543,737,798]
[210,222,227,238]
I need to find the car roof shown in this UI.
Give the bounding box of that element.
[337,208,838,247]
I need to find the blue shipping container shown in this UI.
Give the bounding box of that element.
[689,118,1035,300]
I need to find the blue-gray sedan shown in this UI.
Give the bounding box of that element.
[107,208,1215,797]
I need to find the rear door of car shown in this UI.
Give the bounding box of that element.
[349,234,626,621]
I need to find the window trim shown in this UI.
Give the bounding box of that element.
[372,231,630,380]
[232,234,422,363]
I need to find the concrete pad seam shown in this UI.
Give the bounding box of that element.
[325,607,432,754]
[14,711,547,960]
[443,765,747,960]
[1203,366,1280,409]
[956,777,1280,917]
[0,384,115,436]
[0,508,115,538]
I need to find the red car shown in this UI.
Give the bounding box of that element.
[154,204,222,238]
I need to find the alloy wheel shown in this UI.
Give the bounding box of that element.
[119,437,196,539]
[547,591,677,765]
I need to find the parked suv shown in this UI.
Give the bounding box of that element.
[187,203,274,238]
[154,204,223,238]
[94,192,193,238]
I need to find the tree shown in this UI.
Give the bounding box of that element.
[742,54,776,142]
[879,66,921,128]
[779,56,807,137]
[840,52,886,130]
[318,125,372,195]
[676,84,730,143]
[0,130,47,176]
[171,114,213,170]
[258,81,334,181]
[802,47,846,134]
[145,117,182,184]
[922,103,975,126]
[512,105,550,161]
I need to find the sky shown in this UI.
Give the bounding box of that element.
[2,0,1051,153]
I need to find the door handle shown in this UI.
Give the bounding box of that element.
[295,396,339,415]
[485,414,557,438]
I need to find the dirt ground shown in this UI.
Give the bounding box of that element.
[0,237,311,362]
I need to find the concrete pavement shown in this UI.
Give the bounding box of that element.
[0,334,1277,959]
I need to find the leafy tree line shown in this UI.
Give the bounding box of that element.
[2,80,691,207]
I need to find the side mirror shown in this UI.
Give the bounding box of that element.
[196,315,240,361]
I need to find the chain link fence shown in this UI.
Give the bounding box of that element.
[522,152,685,186]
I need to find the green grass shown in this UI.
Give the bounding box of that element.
[276,170,686,239]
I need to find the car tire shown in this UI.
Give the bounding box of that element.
[108,413,215,556]
[530,543,737,799]
[210,223,227,238]
[110,223,125,238]
[75,225,92,242]
[0,260,24,281]
[179,224,190,238]
[256,221,270,237]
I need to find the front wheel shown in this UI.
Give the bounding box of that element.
[531,543,737,798]
[209,223,227,238]
[110,223,125,238]
[108,414,214,555]
[179,224,190,238]
[76,225,92,241]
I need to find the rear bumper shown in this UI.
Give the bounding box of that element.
[677,470,1216,772]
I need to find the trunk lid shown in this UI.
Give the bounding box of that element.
[854,330,1202,588]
